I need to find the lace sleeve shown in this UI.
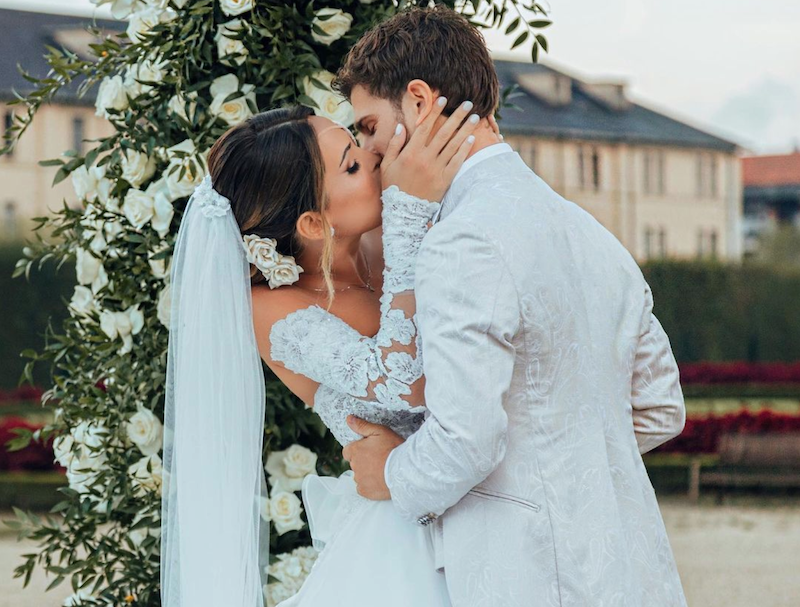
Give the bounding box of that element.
[269,186,439,410]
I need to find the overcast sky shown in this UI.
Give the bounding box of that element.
[2,0,799,154]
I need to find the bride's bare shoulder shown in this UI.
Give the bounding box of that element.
[251,284,315,331]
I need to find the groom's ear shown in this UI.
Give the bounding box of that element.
[404,79,440,128]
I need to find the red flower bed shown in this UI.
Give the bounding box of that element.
[0,385,44,404]
[678,362,800,385]
[654,409,800,454]
[0,416,57,471]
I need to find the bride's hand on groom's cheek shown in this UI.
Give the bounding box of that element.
[343,415,405,501]
[380,96,481,202]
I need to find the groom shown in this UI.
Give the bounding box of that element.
[337,7,688,606]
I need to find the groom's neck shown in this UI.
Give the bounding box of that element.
[464,122,503,160]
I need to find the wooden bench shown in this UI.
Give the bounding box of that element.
[688,432,800,502]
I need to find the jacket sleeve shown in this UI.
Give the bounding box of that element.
[630,283,686,454]
[385,217,520,522]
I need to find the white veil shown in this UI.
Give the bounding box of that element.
[160,175,271,606]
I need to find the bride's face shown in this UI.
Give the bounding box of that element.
[310,116,382,237]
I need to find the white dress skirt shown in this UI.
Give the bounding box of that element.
[276,471,451,607]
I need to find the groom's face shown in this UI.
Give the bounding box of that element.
[350,85,409,159]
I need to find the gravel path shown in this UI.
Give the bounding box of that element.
[2,498,800,607]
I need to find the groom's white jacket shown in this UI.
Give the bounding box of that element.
[385,145,688,607]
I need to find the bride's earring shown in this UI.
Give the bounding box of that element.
[330,226,335,237]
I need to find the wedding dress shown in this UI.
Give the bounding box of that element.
[269,186,451,606]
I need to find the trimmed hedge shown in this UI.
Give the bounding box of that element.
[0,244,74,390]
[643,260,800,363]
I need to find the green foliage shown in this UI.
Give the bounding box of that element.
[643,260,800,362]
[1,1,550,605]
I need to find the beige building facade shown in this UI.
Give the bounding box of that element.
[1,101,113,241]
[496,60,742,263]
[505,136,742,261]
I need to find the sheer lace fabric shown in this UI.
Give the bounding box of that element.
[269,186,439,412]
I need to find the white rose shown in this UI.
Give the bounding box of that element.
[95,75,129,119]
[282,444,318,478]
[267,258,303,289]
[265,445,316,492]
[162,140,206,200]
[100,305,144,353]
[124,57,166,96]
[53,434,76,469]
[121,149,156,188]
[311,8,353,46]
[219,0,254,17]
[75,248,105,291]
[168,91,198,122]
[242,234,279,272]
[69,285,96,317]
[128,454,163,496]
[90,0,142,19]
[126,403,163,456]
[63,589,98,607]
[258,495,272,523]
[157,284,171,328]
[209,74,256,126]
[123,189,155,229]
[127,6,175,43]
[72,166,108,202]
[104,219,124,244]
[148,247,171,279]
[151,192,174,237]
[269,491,305,535]
[302,70,354,127]
[215,19,249,66]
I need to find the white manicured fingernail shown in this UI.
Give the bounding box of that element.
[437,96,447,107]
[462,101,474,111]
[395,123,403,136]
[467,135,475,144]
[469,114,479,124]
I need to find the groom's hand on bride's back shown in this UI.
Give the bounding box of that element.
[342,415,405,501]
[380,96,481,202]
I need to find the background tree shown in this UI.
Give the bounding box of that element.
[1,1,550,605]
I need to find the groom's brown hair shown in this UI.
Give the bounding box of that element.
[334,6,499,118]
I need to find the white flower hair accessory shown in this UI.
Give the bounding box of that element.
[194,174,231,218]
[242,234,304,289]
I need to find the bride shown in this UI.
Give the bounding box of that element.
[160,99,500,606]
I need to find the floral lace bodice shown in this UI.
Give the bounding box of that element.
[269,186,439,444]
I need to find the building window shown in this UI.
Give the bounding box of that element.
[709,155,718,198]
[578,146,586,190]
[710,229,718,258]
[696,153,718,198]
[73,116,85,154]
[644,226,653,259]
[643,150,666,195]
[3,201,17,239]
[696,153,704,197]
[696,228,705,257]
[3,110,14,158]
[591,148,600,191]
[527,144,537,172]
[658,227,667,257]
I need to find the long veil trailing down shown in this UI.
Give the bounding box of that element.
[160,176,271,606]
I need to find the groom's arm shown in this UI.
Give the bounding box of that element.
[630,282,686,454]
[384,217,520,523]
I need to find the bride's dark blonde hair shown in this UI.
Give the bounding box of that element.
[206,106,336,302]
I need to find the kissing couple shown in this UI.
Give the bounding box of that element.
[160,6,688,607]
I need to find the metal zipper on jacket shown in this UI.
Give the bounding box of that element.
[468,487,541,512]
